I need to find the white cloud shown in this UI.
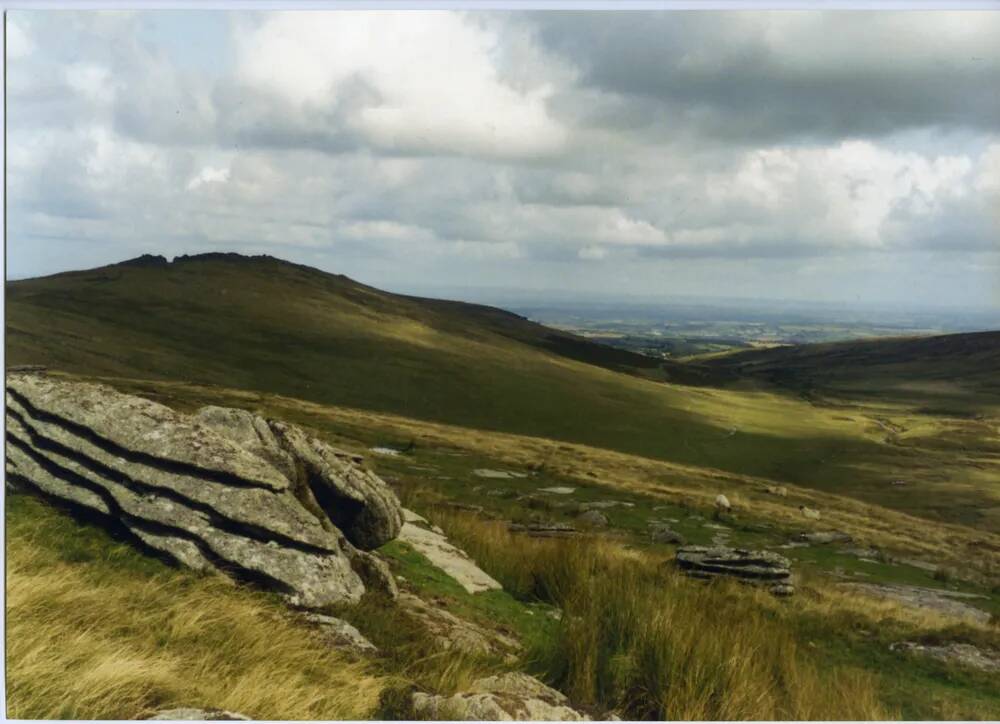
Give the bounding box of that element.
[66,63,115,104]
[186,165,231,191]
[234,11,567,159]
[6,18,34,59]
[5,10,1000,307]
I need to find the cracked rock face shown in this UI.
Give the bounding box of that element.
[676,545,794,596]
[5,373,403,609]
[411,673,589,721]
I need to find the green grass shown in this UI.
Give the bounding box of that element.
[8,254,1000,530]
[428,509,1000,720]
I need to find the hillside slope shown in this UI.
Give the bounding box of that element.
[7,253,1000,529]
[703,332,1000,412]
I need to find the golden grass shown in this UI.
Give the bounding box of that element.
[430,509,895,721]
[54,372,1000,582]
[5,502,384,720]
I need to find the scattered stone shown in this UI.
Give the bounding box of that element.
[577,510,609,528]
[890,641,1000,673]
[444,502,485,514]
[795,530,852,545]
[703,523,730,530]
[890,479,908,487]
[6,364,48,373]
[897,557,940,573]
[397,522,501,594]
[411,672,588,721]
[577,500,635,511]
[148,709,250,721]
[843,546,881,559]
[486,488,515,498]
[676,545,794,596]
[301,613,378,656]
[474,469,527,479]
[369,446,401,456]
[402,508,429,525]
[799,505,821,520]
[649,523,686,545]
[398,593,520,658]
[5,373,403,609]
[842,583,991,624]
[508,522,578,538]
[539,486,576,495]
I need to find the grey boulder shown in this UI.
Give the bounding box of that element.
[5,373,402,609]
[676,545,794,596]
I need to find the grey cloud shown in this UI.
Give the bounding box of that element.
[6,9,1000,308]
[532,12,1000,144]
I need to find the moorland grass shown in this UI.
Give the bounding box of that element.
[4,495,384,720]
[9,256,999,529]
[429,509,893,720]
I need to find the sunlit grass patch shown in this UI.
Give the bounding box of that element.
[5,495,384,720]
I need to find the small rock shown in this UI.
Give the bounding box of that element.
[577,500,635,511]
[795,530,852,545]
[890,641,1000,673]
[577,510,609,528]
[402,508,429,525]
[397,523,501,594]
[539,486,577,495]
[398,593,520,658]
[148,709,250,721]
[301,613,378,655]
[474,469,526,479]
[842,583,990,624]
[509,522,577,537]
[444,502,484,513]
[649,523,685,545]
[411,672,588,721]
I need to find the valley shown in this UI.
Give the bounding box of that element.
[5,253,1000,720]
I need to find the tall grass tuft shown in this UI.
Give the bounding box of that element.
[5,495,384,720]
[431,508,893,720]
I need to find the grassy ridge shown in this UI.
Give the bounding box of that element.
[6,378,999,720]
[703,331,1000,411]
[8,255,1000,529]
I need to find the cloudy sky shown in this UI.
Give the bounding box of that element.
[6,9,1000,309]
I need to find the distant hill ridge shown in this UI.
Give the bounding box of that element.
[8,251,1000,528]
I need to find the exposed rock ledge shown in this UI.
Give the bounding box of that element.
[411,673,589,721]
[676,545,795,596]
[5,372,403,609]
[398,513,502,594]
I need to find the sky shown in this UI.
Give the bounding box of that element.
[5,9,1000,310]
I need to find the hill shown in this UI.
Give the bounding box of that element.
[6,253,1000,530]
[702,332,1000,414]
